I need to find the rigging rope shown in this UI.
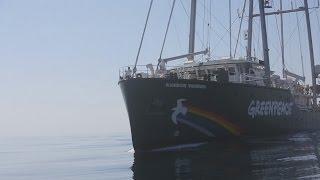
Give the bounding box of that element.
[296,12,305,78]
[208,0,212,53]
[273,13,284,60]
[159,0,176,60]
[254,20,262,59]
[271,12,303,71]
[133,0,154,74]
[315,6,320,73]
[212,16,245,55]
[203,0,206,53]
[205,0,212,60]
[195,0,246,57]
[234,0,247,58]
[273,8,281,53]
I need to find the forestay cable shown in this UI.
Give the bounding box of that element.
[133,0,154,74]
[159,0,176,60]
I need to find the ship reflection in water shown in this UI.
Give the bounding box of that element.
[131,132,320,179]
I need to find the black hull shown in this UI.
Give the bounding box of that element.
[119,78,320,151]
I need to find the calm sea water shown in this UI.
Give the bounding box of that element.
[1,132,320,180]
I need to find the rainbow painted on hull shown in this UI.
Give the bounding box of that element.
[172,99,244,137]
[187,105,244,136]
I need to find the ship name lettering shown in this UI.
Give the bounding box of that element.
[248,100,293,118]
[166,83,187,88]
[166,83,207,89]
[188,84,207,89]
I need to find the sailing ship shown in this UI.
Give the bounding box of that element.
[119,0,320,151]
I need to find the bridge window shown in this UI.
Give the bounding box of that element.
[228,67,236,75]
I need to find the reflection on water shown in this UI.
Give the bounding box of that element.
[1,133,320,179]
[132,132,320,179]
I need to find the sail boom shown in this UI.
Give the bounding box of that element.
[253,7,305,17]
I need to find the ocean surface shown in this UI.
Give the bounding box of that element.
[1,132,320,180]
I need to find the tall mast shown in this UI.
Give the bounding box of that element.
[188,0,197,62]
[280,0,286,78]
[229,0,232,58]
[247,0,254,60]
[258,0,271,86]
[304,0,317,106]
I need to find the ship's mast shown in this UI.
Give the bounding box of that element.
[303,0,317,106]
[188,0,197,62]
[158,0,206,64]
[247,0,254,61]
[280,0,286,79]
[229,0,232,58]
[258,0,271,86]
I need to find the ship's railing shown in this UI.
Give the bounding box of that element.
[119,64,268,83]
[119,65,148,79]
[120,64,226,81]
[119,65,184,80]
[119,64,311,90]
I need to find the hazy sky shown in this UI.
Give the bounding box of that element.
[0,0,319,136]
